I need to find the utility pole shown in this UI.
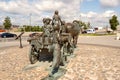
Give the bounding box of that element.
[79,0,82,21]
[29,13,32,31]
[80,0,82,34]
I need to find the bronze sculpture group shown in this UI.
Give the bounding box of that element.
[27,10,81,78]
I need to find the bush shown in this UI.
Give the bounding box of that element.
[22,25,43,32]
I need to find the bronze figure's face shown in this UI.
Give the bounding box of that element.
[55,10,58,15]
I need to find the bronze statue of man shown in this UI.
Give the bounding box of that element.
[52,10,62,26]
[52,10,63,34]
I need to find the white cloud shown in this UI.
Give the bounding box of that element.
[0,0,41,15]
[86,0,94,2]
[0,0,81,25]
[102,10,116,18]
[100,0,120,7]
[87,11,97,18]
[34,0,64,11]
[80,10,119,27]
[0,0,119,27]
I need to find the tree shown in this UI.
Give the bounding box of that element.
[3,16,12,30]
[79,20,91,30]
[87,22,90,28]
[109,15,119,31]
[79,20,84,26]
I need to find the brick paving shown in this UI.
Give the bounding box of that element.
[0,44,120,80]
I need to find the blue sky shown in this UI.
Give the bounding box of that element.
[81,0,102,13]
[0,0,120,27]
[81,0,120,27]
[81,0,120,13]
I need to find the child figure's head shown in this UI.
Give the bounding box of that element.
[43,18,51,25]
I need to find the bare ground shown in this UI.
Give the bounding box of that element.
[0,44,120,80]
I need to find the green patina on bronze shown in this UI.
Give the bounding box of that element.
[27,10,81,79]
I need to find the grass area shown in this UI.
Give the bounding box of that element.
[80,33,116,36]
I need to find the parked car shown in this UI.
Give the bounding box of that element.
[82,29,95,34]
[0,32,17,38]
[29,33,39,37]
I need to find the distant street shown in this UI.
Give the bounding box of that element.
[0,35,120,49]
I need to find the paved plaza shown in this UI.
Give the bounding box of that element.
[0,35,120,80]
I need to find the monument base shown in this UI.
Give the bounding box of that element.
[42,68,67,80]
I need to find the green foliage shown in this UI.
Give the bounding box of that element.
[87,22,90,28]
[79,21,90,30]
[79,21,84,27]
[109,15,119,31]
[21,28,24,32]
[3,16,12,30]
[21,25,43,32]
[83,23,88,30]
